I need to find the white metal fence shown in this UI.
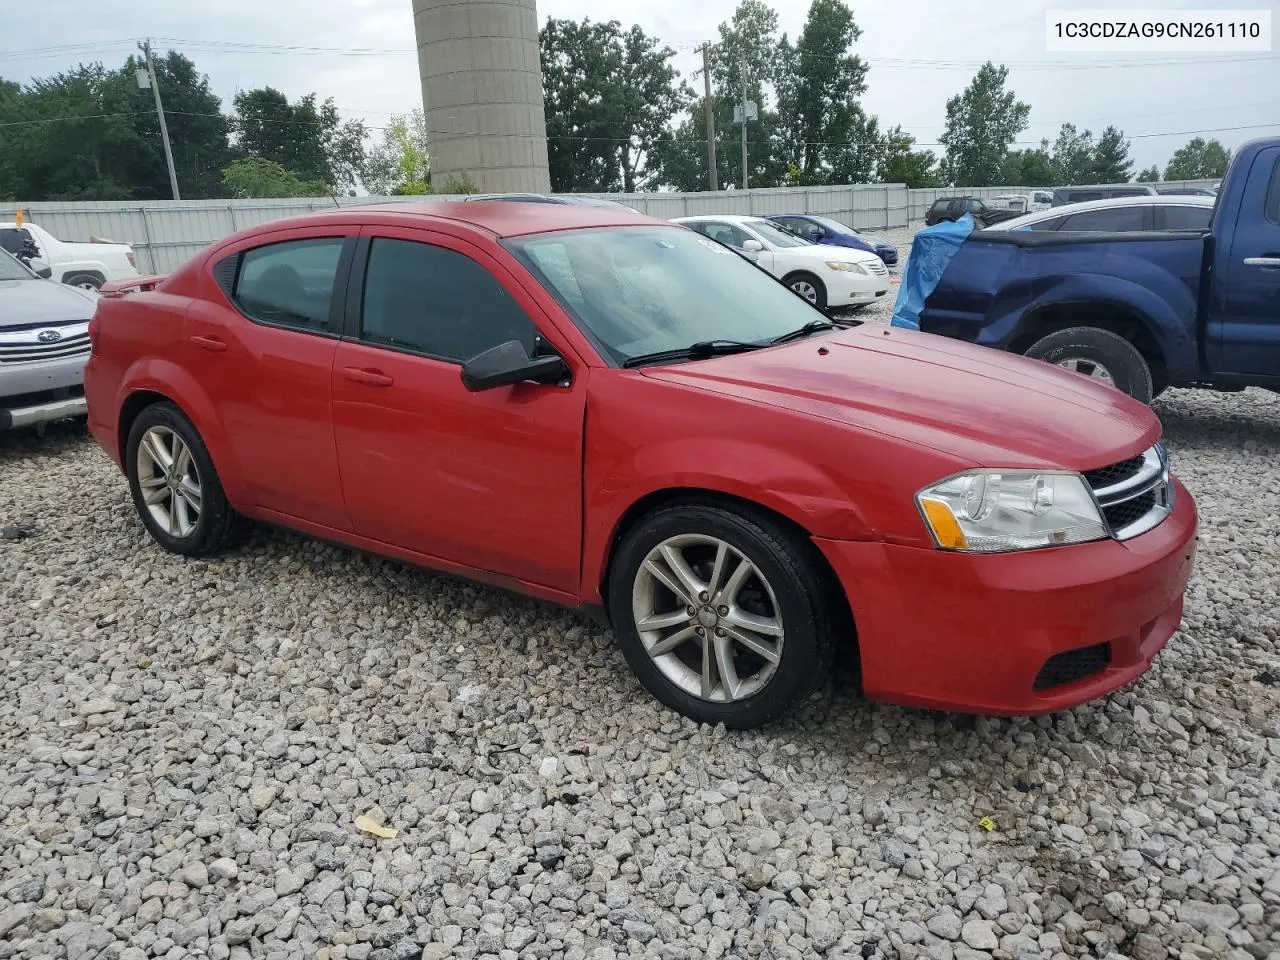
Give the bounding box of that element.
[1,178,1219,275]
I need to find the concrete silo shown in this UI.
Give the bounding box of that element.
[412,0,551,193]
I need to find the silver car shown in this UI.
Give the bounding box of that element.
[0,248,97,431]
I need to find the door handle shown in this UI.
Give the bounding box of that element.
[189,335,227,353]
[1243,256,1280,268]
[342,367,394,387]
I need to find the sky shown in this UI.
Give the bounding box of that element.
[3,0,1279,177]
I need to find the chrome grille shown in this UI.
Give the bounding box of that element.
[1085,443,1173,540]
[866,258,888,277]
[0,321,91,364]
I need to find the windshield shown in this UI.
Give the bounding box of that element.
[745,218,812,248]
[507,225,825,365]
[812,216,857,236]
[0,249,34,281]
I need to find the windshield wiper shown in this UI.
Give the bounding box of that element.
[621,339,763,369]
[770,319,841,345]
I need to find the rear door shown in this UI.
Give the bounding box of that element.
[188,231,355,529]
[1210,146,1280,378]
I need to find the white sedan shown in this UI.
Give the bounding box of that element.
[672,215,890,312]
[981,194,1215,233]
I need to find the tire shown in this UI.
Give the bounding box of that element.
[1023,326,1154,405]
[607,501,840,729]
[125,402,241,556]
[62,272,104,291]
[783,272,827,311]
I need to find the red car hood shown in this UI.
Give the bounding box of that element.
[640,325,1160,470]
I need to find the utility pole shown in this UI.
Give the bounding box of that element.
[739,61,749,191]
[137,39,181,200]
[697,44,718,191]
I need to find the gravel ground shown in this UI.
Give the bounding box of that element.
[2,255,1280,960]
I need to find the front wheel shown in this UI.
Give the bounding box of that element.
[126,402,241,555]
[607,503,838,729]
[784,273,828,311]
[1024,326,1154,404]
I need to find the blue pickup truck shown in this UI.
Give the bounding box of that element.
[901,136,1279,403]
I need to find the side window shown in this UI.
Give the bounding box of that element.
[966,199,984,213]
[1159,205,1213,230]
[360,237,539,363]
[1059,207,1148,231]
[234,238,345,332]
[1026,216,1064,231]
[700,222,750,248]
[929,199,948,215]
[1265,157,1280,224]
[0,227,37,257]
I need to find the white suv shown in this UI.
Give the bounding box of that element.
[673,215,890,312]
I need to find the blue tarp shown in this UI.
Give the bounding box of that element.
[889,214,976,330]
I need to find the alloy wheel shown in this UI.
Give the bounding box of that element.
[136,426,202,538]
[631,534,784,703]
[1058,357,1115,384]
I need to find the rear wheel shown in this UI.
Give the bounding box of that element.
[607,502,839,729]
[62,272,104,291]
[784,272,827,311]
[126,402,241,555]
[1024,326,1154,404]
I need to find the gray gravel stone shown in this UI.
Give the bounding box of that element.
[0,343,1277,960]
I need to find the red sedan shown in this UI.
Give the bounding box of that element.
[85,202,1197,728]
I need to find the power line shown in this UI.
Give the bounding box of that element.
[3,107,1274,149]
[4,36,1276,72]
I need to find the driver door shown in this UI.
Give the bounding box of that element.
[330,227,587,592]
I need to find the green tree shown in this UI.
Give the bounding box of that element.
[940,62,1030,187]
[0,52,230,201]
[1164,137,1231,180]
[232,88,366,190]
[1136,164,1160,182]
[1049,123,1097,184]
[1090,126,1133,183]
[775,0,870,183]
[877,126,940,187]
[709,0,790,189]
[221,157,327,198]
[540,19,691,193]
[364,109,430,195]
[1000,146,1058,186]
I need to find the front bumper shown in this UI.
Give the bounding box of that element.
[1,354,88,430]
[826,272,891,308]
[816,477,1198,714]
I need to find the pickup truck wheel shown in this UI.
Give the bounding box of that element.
[126,402,241,556]
[63,272,104,290]
[1024,327,1154,404]
[608,503,837,729]
[783,273,827,310]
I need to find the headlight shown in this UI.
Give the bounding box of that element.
[916,471,1108,553]
[825,260,867,274]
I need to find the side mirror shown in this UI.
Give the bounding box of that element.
[461,339,568,392]
[741,238,764,253]
[35,264,53,279]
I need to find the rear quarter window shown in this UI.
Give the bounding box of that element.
[1159,205,1213,231]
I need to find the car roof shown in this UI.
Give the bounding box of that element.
[988,193,1215,229]
[672,215,769,224]
[219,200,662,242]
